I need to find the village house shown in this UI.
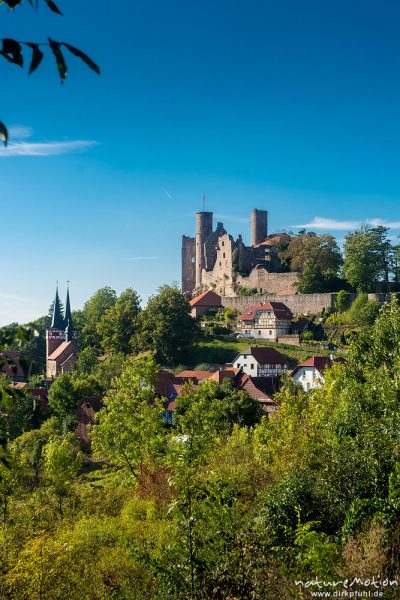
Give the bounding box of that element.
[290,355,344,391]
[189,290,222,318]
[237,302,292,341]
[232,346,288,377]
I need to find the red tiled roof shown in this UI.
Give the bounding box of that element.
[1,351,25,378]
[175,370,213,381]
[253,233,290,248]
[236,347,288,366]
[238,302,292,321]
[47,341,75,361]
[190,290,222,308]
[207,367,240,384]
[290,355,345,377]
[236,374,279,413]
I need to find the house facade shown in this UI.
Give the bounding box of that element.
[291,355,338,391]
[237,302,292,341]
[232,346,288,377]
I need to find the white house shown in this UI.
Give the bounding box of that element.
[290,355,343,391]
[237,302,292,341]
[232,346,288,377]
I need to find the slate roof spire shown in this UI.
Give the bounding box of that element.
[64,284,73,329]
[50,285,65,329]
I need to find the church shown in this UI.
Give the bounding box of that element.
[46,286,79,379]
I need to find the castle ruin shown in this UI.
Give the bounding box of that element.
[182,209,298,297]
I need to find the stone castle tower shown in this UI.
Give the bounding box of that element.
[181,208,297,297]
[46,285,78,379]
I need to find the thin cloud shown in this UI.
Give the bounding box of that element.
[162,188,173,200]
[214,213,249,224]
[367,218,400,228]
[0,292,31,303]
[292,217,361,230]
[0,140,98,157]
[8,125,33,139]
[293,216,400,231]
[126,256,160,261]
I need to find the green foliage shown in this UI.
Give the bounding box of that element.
[0,385,36,441]
[92,355,166,477]
[343,225,394,291]
[48,372,101,420]
[284,230,343,275]
[81,286,117,351]
[335,289,349,312]
[133,285,200,366]
[75,346,98,374]
[175,379,262,437]
[43,434,82,515]
[3,295,400,595]
[97,287,141,355]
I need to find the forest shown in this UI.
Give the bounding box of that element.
[1,295,400,599]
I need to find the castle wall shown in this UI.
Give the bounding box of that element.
[201,233,235,296]
[195,212,213,287]
[182,235,196,294]
[235,270,298,296]
[221,292,339,314]
[251,209,268,246]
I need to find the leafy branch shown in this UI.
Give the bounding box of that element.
[0,0,100,145]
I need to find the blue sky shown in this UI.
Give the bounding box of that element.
[2,0,400,325]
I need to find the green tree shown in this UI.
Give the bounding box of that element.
[48,372,101,420]
[283,230,343,274]
[76,346,98,374]
[81,287,117,351]
[175,379,262,437]
[43,434,82,516]
[97,288,141,355]
[92,355,166,478]
[0,381,36,441]
[133,285,200,366]
[343,225,393,292]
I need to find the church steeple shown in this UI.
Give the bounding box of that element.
[50,286,65,329]
[64,284,73,329]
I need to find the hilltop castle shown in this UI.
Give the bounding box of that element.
[182,209,298,297]
[46,286,78,379]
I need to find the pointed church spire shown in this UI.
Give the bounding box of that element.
[50,285,65,329]
[64,283,73,329]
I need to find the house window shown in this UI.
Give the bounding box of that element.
[302,371,306,379]
[258,330,261,335]
[269,330,272,335]
[251,364,254,369]
[244,364,247,368]
[222,241,224,246]
[223,253,225,258]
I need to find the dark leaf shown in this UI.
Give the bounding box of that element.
[45,0,62,15]
[2,0,24,7]
[1,39,23,67]
[48,38,67,82]
[62,43,100,75]
[26,43,44,74]
[0,121,8,146]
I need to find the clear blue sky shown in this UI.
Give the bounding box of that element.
[2,0,400,325]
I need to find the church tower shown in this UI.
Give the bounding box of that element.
[46,284,78,379]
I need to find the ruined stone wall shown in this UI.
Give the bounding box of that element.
[235,270,298,296]
[181,235,196,294]
[200,233,235,296]
[221,293,339,314]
